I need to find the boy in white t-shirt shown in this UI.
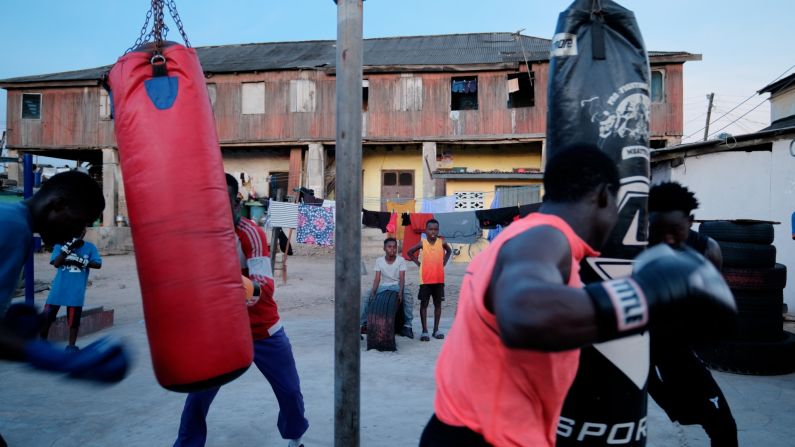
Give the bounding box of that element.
[360,238,414,338]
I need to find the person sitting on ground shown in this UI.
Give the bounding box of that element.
[360,238,413,338]
[40,229,102,352]
[647,181,737,447]
[419,146,736,447]
[407,220,452,342]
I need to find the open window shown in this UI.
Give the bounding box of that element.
[650,139,667,149]
[507,72,534,108]
[451,76,478,111]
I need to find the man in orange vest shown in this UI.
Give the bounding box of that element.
[420,146,736,447]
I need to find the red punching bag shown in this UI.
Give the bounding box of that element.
[108,39,253,391]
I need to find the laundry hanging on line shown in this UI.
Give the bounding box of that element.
[519,202,542,218]
[296,204,334,246]
[267,200,299,229]
[433,211,481,244]
[421,195,456,214]
[402,212,434,261]
[361,209,391,233]
[476,206,519,229]
[386,200,416,241]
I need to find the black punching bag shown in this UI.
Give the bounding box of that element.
[546,1,652,446]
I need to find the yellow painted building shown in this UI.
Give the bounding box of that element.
[361,142,544,212]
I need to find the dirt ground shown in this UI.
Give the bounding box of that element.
[1,251,794,446]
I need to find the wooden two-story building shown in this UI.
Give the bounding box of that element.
[0,32,699,226]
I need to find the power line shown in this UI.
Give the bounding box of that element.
[682,62,795,141]
[707,73,795,138]
[707,98,769,138]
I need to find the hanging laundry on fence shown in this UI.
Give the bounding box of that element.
[268,200,299,229]
[433,211,481,244]
[297,204,334,246]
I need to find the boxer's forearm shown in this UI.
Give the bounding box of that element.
[495,279,600,352]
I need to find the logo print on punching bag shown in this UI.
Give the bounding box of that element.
[580,82,650,149]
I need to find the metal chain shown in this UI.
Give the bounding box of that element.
[152,0,166,55]
[124,8,154,54]
[123,0,190,54]
[166,0,191,48]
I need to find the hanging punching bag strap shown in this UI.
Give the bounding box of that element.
[150,0,168,77]
[591,0,606,60]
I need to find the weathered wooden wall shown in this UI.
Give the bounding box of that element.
[6,87,115,148]
[650,63,684,138]
[5,61,684,149]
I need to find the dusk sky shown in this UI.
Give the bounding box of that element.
[1,0,792,162]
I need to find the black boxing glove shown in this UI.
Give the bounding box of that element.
[585,244,737,342]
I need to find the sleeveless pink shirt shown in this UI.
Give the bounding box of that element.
[434,213,598,446]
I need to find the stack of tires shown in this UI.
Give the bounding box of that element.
[695,220,795,375]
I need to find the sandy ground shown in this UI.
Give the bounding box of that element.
[1,251,794,446]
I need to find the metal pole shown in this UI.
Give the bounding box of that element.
[703,92,715,141]
[334,0,363,446]
[23,153,35,306]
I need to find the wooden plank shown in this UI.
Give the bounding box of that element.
[288,147,303,195]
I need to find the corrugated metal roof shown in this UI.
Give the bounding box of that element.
[759,73,795,95]
[0,32,686,84]
[760,114,795,132]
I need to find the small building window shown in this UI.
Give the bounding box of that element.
[99,89,112,120]
[651,70,665,103]
[451,76,478,111]
[650,139,667,149]
[241,82,265,115]
[206,83,217,109]
[362,79,369,112]
[398,172,413,186]
[290,79,316,113]
[395,75,422,111]
[22,93,42,120]
[383,172,397,186]
[507,72,534,108]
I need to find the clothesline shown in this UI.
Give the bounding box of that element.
[264,195,541,251]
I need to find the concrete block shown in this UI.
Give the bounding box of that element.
[43,306,114,342]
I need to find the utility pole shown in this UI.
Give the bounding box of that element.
[334,0,363,446]
[703,92,715,141]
